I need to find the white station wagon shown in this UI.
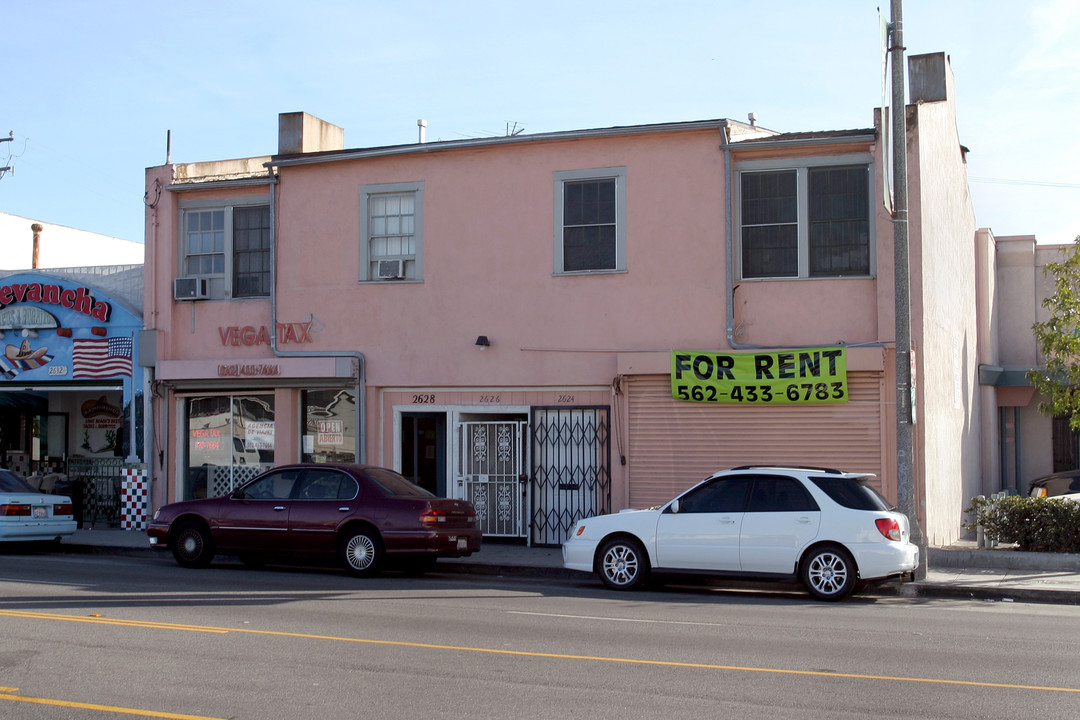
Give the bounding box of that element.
[563,466,919,601]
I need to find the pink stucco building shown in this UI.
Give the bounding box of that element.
[143,52,990,547]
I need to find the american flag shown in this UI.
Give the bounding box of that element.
[72,337,133,378]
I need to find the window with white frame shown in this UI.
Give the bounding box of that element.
[180,199,271,300]
[737,156,872,280]
[359,181,424,281]
[554,167,626,274]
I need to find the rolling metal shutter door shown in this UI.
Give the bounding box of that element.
[626,373,885,508]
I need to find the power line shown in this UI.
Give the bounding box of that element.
[969,176,1080,189]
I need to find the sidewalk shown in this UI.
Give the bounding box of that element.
[59,528,1080,604]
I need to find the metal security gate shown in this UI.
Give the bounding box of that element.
[456,420,527,537]
[625,373,886,508]
[530,407,611,547]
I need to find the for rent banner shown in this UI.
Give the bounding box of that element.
[671,347,849,404]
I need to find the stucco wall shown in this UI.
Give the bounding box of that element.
[907,55,980,546]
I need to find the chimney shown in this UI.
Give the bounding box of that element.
[908,52,950,104]
[31,223,42,268]
[418,119,427,144]
[278,112,345,155]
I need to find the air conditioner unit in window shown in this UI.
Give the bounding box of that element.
[174,277,209,301]
[376,259,406,280]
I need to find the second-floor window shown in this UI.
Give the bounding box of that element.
[181,201,271,299]
[738,157,872,279]
[360,181,424,282]
[554,167,626,274]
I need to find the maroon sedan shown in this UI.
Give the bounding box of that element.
[147,464,481,576]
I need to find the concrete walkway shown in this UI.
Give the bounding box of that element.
[58,528,1080,605]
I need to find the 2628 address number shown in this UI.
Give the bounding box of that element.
[675,382,846,403]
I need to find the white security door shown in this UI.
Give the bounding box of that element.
[455,421,527,537]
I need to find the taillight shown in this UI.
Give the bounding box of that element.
[875,518,902,541]
[1,504,31,517]
[54,503,74,516]
[421,509,449,524]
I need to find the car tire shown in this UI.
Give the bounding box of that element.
[597,537,649,590]
[800,545,856,601]
[171,522,214,569]
[340,527,384,577]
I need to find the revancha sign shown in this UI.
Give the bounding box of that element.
[671,347,849,404]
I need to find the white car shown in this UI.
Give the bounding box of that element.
[563,465,919,601]
[0,469,78,544]
[1028,470,1080,502]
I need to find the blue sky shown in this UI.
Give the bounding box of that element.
[2,0,1077,246]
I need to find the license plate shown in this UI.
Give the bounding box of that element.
[33,506,48,519]
[456,537,467,550]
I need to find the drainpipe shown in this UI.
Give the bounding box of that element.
[266,171,367,463]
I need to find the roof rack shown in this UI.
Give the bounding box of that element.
[729,465,845,475]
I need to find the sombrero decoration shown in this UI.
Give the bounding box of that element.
[6,340,49,361]
[0,340,53,378]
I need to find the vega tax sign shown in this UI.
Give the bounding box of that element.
[672,347,848,404]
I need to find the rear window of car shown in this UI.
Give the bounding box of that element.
[809,476,892,511]
[0,470,33,493]
[364,467,436,498]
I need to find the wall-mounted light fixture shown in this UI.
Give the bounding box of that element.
[475,335,490,350]
[91,326,107,336]
[56,328,73,338]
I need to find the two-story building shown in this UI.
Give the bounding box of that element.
[143,52,983,547]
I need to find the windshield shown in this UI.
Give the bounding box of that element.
[0,470,35,493]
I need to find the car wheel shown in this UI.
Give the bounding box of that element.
[340,527,384,577]
[801,545,856,601]
[597,537,649,590]
[171,522,214,569]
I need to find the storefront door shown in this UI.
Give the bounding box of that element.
[455,420,527,537]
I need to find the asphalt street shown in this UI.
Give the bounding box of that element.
[1,551,1078,719]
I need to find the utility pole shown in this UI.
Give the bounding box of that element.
[890,0,926,577]
[0,131,13,179]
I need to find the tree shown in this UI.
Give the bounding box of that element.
[1029,236,1080,429]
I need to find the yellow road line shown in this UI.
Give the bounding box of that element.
[0,609,228,634]
[3,608,1079,695]
[0,690,225,720]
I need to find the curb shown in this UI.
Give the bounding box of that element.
[930,547,1080,572]
[51,542,1080,605]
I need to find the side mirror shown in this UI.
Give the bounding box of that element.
[668,499,680,514]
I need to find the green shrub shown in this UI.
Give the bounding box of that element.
[965,495,1080,553]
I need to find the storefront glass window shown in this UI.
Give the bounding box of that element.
[302,389,356,463]
[184,394,274,500]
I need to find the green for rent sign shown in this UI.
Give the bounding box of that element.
[671,347,849,404]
